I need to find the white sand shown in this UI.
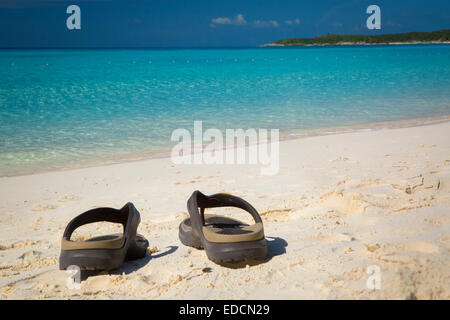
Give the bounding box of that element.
[0,121,449,299]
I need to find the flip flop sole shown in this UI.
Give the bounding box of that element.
[203,238,267,263]
[179,218,267,263]
[59,247,125,271]
[60,235,148,271]
[126,235,149,261]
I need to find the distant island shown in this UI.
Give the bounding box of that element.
[264,29,450,46]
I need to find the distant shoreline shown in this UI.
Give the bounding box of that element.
[263,41,450,47]
[265,29,450,47]
[261,41,450,48]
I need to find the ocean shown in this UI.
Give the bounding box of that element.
[0,44,449,176]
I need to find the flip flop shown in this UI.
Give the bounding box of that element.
[59,202,148,271]
[179,191,267,263]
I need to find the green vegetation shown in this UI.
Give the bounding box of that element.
[268,29,450,46]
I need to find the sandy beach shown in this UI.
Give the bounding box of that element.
[0,121,449,300]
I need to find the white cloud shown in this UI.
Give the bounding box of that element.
[253,20,279,28]
[285,18,301,25]
[234,14,247,25]
[210,14,282,29]
[210,13,247,27]
[212,17,232,24]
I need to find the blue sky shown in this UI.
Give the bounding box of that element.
[1,0,449,48]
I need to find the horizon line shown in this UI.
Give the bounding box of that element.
[2,29,448,50]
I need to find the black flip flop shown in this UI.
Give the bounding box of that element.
[59,202,148,271]
[179,191,267,263]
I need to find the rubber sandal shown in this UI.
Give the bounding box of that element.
[179,191,267,263]
[59,202,148,271]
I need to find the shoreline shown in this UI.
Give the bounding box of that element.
[2,114,450,178]
[263,41,450,47]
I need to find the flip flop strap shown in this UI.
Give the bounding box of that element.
[187,191,262,239]
[62,203,135,241]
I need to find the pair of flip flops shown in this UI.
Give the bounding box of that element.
[59,191,267,270]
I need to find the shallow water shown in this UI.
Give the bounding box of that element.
[0,45,449,176]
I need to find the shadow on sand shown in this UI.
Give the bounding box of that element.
[79,245,178,281]
[215,236,288,269]
[78,236,287,279]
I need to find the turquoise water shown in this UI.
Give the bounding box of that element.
[1,45,449,176]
